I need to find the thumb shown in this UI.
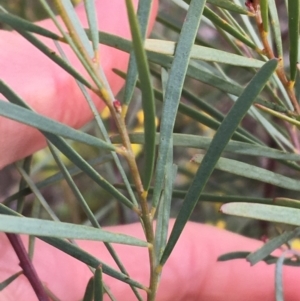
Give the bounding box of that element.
[0,0,158,169]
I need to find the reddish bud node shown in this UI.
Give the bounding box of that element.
[113,99,122,114]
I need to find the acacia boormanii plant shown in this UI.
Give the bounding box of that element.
[0,0,300,300]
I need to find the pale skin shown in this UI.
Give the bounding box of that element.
[0,1,299,300]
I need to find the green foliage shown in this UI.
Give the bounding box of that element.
[1,0,300,300]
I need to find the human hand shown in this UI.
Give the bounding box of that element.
[0,0,158,169]
[0,1,299,301]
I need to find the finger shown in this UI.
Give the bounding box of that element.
[0,0,158,169]
[164,221,300,301]
[1,221,299,301]
[78,221,300,301]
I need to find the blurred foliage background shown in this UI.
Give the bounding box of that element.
[0,0,297,244]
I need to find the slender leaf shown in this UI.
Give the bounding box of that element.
[0,99,115,151]
[208,0,250,15]
[180,88,260,143]
[187,61,245,94]
[185,0,249,14]
[153,0,206,208]
[192,154,300,191]
[4,155,112,205]
[203,7,257,50]
[275,250,300,300]
[218,6,247,35]
[155,164,177,261]
[94,267,103,301]
[274,197,300,209]
[153,67,171,208]
[123,0,152,105]
[0,271,23,291]
[269,0,283,58]
[288,0,300,81]
[157,12,212,48]
[247,228,300,265]
[218,251,251,261]
[112,133,300,161]
[83,277,94,301]
[255,103,300,128]
[17,156,32,213]
[125,0,156,190]
[86,30,132,53]
[84,0,99,53]
[218,251,300,266]
[145,39,264,67]
[0,11,61,40]
[275,251,286,301]
[48,143,98,225]
[167,190,272,204]
[16,164,59,221]
[175,95,253,143]
[0,204,147,290]
[0,214,148,246]
[115,183,273,205]
[221,203,300,226]
[160,59,278,266]
[153,67,175,258]
[296,72,300,101]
